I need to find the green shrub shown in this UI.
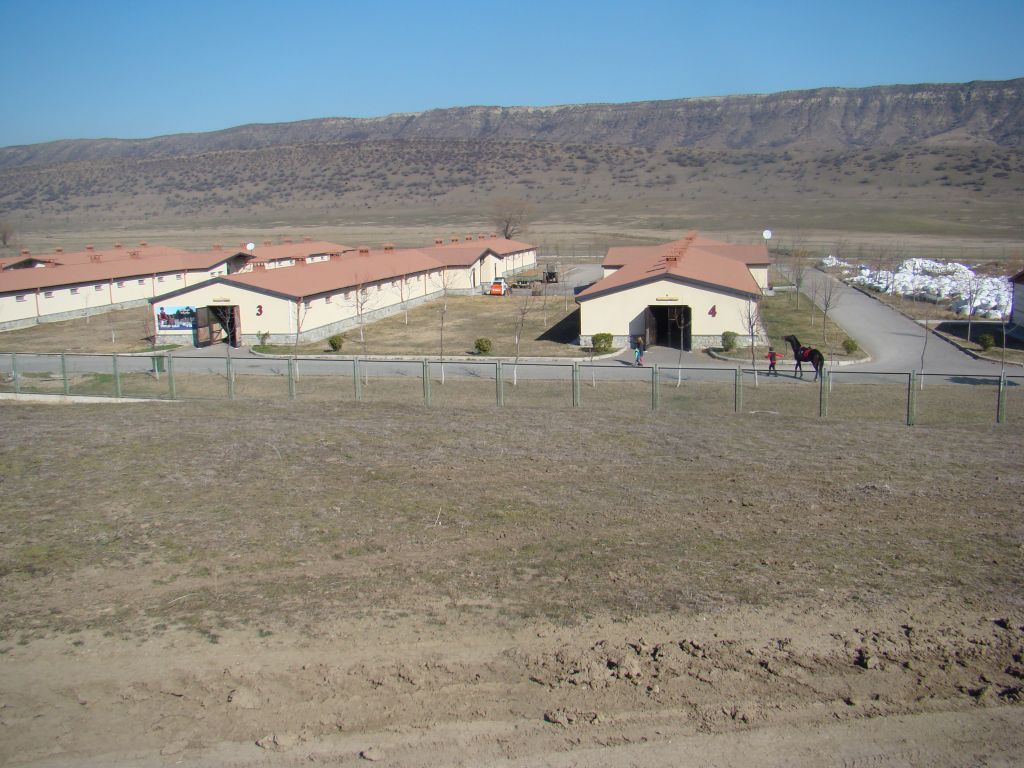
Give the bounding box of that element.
[591,333,614,355]
[978,333,995,351]
[257,331,270,347]
[474,337,492,355]
[327,334,345,352]
[721,331,738,352]
[842,338,859,354]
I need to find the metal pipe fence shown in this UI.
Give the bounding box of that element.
[0,351,1020,426]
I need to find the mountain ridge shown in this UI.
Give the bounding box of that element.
[2,78,1022,170]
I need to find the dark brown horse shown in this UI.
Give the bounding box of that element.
[783,335,825,381]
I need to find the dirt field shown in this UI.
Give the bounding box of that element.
[1,398,1022,766]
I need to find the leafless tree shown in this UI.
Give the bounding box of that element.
[435,268,456,384]
[962,273,983,345]
[511,291,532,386]
[0,221,13,249]
[818,279,842,346]
[741,299,762,385]
[351,281,371,355]
[292,299,310,379]
[674,310,691,388]
[788,231,810,308]
[491,197,530,240]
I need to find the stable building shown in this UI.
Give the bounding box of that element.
[1011,267,1024,336]
[150,235,537,346]
[577,231,770,349]
[0,242,253,331]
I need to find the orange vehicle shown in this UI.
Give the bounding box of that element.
[485,278,511,296]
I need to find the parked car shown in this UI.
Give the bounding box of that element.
[484,278,511,296]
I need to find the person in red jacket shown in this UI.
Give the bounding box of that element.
[766,346,783,376]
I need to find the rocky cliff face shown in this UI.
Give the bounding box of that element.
[1,79,1021,170]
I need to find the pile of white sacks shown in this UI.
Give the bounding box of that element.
[821,255,1012,319]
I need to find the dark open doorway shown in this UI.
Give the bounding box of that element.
[195,305,241,347]
[648,305,691,350]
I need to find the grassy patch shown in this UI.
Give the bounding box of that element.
[716,291,859,363]
[0,395,1020,642]
[261,293,586,358]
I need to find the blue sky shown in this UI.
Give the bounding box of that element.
[1,0,1021,147]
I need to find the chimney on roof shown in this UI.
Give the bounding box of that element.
[129,250,141,259]
[20,248,29,256]
[263,240,273,247]
[489,232,497,238]
[252,262,266,271]
[665,254,678,264]
[114,242,123,249]
[358,246,370,255]
[329,252,342,261]
[86,245,94,252]
[138,241,148,247]
[89,253,101,263]
[434,238,443,245]
[450,237,459,243]
[54,247,63,254]
[383,243,395,252]
[464,235,474,241]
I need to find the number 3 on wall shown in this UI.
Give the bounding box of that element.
[256,304,263,316]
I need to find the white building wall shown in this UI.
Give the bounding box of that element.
[1012,280,1024,327]
[579,278,759,348]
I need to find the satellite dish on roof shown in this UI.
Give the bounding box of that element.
[762,229,772,241]
[246,242,255,251]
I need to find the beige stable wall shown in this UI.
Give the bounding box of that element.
[579,278,758,339]
[0,292,41,322]
[153,283,294,339]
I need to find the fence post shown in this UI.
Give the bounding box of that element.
[11,352,19,394]
[422,359,432,406]
[167,355,176,400]
[572,362,580,407]
[353,358,362,401]
[60,352,69,396]
[906,370,917,426]
[496,360,504,406]
[819,367,829,418]
[734,367,742,412]
[651,363,660,411]
[997,371,1007,424]
[287,357,296,400]
[112,354,121,398]
[226,355,235,400]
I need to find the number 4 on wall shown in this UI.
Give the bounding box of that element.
[708,305,717,317]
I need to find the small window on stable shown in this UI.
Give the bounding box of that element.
[137,279,145,285]
[325,295,332,303]
[176,274,183,281]
[116,281,125,288]
[16,295,26,302]
[44,291,54,298]
[70,287,79,295]
[157,276,165,282]
[94,285,104,292]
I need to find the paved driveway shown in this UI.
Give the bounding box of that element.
[803,269,1005,376]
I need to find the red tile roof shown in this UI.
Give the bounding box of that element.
[222,247,445,299]
[579,232,766,300]
[421,236,535,267]
[0,245,236,293]
[246,241,353,263]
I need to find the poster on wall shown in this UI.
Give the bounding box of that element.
[156,305,197,331]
